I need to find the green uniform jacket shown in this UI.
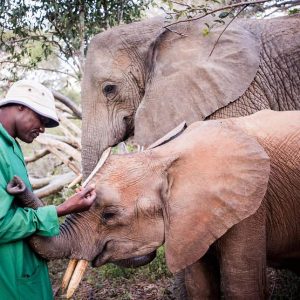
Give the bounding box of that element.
[0,124,60,300]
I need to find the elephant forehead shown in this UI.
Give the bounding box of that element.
[87,50,131,82]
[95,181,145,208]
[94,160,163,210]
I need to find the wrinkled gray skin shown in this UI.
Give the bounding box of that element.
[81,15,300,179]
[11,110,300,299]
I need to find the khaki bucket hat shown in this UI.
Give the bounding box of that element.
[0,80,59,127]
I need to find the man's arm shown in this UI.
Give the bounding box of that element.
[1,175,96,244]
[0,184,60,244]
[7,175,96,216]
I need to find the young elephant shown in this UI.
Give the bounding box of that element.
[89,110,300,299]
[8,110,300,298]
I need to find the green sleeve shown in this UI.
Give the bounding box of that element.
[0,178,60,244]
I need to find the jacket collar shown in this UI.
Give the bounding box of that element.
[0,123,26,165]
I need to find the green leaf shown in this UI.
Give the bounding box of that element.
[202,27,210,36]
[0,0,152,80]
[288,8,300,15]
[219,11,229,18]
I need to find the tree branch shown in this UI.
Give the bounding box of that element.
[33,172,77,199]
[209,4,249,57]
[25,149,50,163]
[0,60,78,79]
[264,0,300,8]
[52,90,82,119]
[164,0,272,29]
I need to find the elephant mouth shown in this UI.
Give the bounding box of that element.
[91,248,157,268]
[112,250,156,268]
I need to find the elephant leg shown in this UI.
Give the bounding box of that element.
[216,205,267,299]
[172,271,188,300]
[184,250,220,300]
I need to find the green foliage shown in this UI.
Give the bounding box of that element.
[0,0,153,80]
[161,0,300,38]
[288,8,300,15]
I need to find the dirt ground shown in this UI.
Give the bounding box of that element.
[49,259,300,300]
[49,259,175,300]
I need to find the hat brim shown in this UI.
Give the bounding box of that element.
[0,99,59,128]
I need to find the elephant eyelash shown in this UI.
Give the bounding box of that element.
[101,208,119,223]
[102,84,117,98]
[102,212,116,220]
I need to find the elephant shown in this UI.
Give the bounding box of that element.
[81,14,300,179]
[8,110,300,299]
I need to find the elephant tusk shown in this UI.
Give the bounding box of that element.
[66,259,89,299]
[62,259,78,290]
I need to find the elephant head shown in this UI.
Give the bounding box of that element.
[81,15,261,178]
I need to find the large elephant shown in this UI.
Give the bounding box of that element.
[9,110,300,298]
[81,14,300,179]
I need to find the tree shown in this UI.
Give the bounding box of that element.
[160,0,300,31]
[0,0,152,81]
[0,0,151,198]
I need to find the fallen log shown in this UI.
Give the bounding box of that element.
[34,172,77,198]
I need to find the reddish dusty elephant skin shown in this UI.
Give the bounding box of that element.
[11,110,300,299]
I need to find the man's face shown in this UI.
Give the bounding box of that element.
[15,106,46,143]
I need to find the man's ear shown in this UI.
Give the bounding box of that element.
[158,121,270,274]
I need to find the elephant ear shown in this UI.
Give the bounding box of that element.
[134,17,261,146]
[161,120,270,273]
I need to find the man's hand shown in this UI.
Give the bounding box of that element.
[56,186,97,217]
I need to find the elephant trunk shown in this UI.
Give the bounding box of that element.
[81,117,125,179]
[81,142,107,180]
[81,79,132,179]
[29,221,73,259]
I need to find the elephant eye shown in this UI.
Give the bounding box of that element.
[102,210,116,222]
[102,84,116,97]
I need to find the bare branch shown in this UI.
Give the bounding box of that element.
[265,0,300,8]
[42,133,80,149]
[164,0,272,29]
[52,90,82,119]
[55,102,75,115]
[45,145,81,175]
[30,176,53,189]
[35,135,81,164]
[34,67,78,79]
[25,148,50,163]
[165,27,188,36]
[58,112,82,137]
[0,60,78,79]
[169,0,192,8]
[55,54,80,78]
[209,4,249,57]
[33,172,77,198]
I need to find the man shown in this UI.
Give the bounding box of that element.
[0,80,96,299]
